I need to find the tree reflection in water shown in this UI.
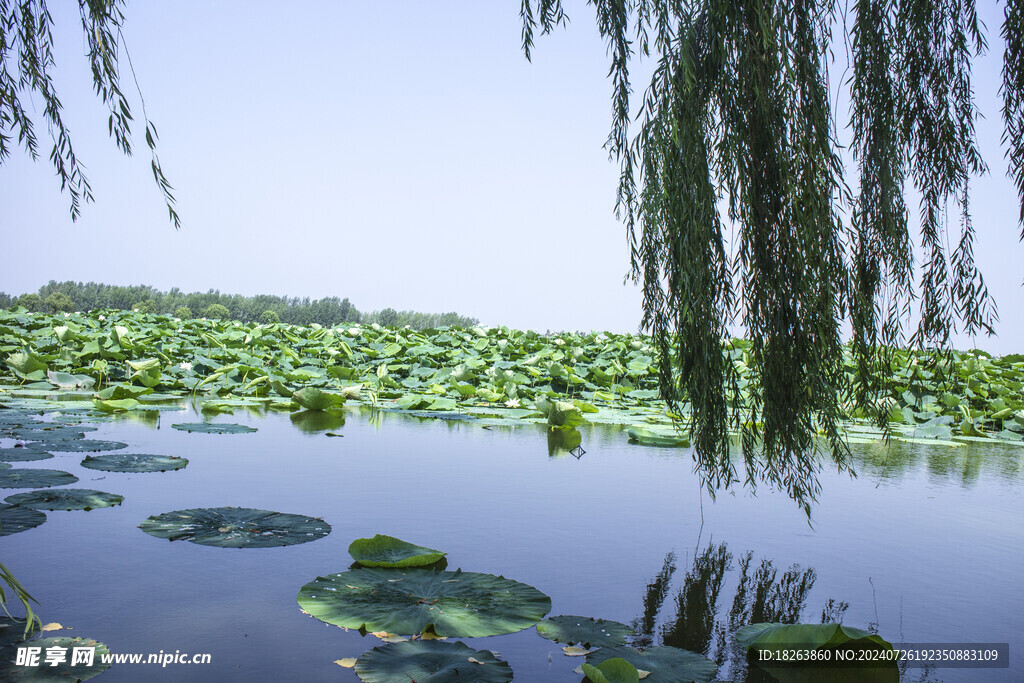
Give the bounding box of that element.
[628,543,940,682]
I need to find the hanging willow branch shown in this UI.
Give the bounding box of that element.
[523,0,1007,511]
[0,0,178,226]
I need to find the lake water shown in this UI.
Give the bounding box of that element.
[2,405,1022,681]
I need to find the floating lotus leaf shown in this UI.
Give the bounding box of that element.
[348,535,447,568]
[0,637,111,680]
[585,646,717,683]
[297,568,551,637]
[140,507,330,547]
[626,427,690,448]
[0,469,78,489]
[0,463,8,470]
[5,420,94,432]
[171,422,257,434]
[0,617,27,647]
[354,640,513,682]
[0,448,53,462]
[33,439,128,453]
[80,453,188,473]
[537,615,634,648]
[9,427,86,442]
[5,489,123,511]
[0,504,46,535]
[92,397,140,412]
[734,622,898,683]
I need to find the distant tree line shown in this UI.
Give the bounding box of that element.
[0,281,478,329]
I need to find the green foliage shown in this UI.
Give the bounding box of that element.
[348,535,447,568]
[0,1,178,226]
[259,309,280,324]
[14,294,42,312]
[174,306,193,319]
[201,303,230,320]
[44,292,73,313]
[132,299,158,314]
[520,0,1020,512]
[0,564,40,641]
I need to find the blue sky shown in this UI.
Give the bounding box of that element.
[1,1,1020,353]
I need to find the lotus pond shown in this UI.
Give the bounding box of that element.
[0,399,1020,681]
[0,310,1022,681]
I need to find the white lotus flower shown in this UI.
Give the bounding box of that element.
[504,398,521,408]
[179,362,193,371]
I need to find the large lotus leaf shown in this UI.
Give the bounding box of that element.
[0,448,53,462]
[92,397,140,412]
[292,387,345,411]
[354,640,513,683]
[581,658,640,683]
[537,615,634,648]
[348,535,447,568]
[5,352,47,378]
[9,427,86,441]
[297,568,551,637]
[171,422,257,434]
[5,488,123,511]
[0,504,46,535]
[734,622,898,683]
[9,421,96,433]
[626,427,690,448]
[46,370,94,390]
[140,507,330,547]
[0,469,78,489]
[585,646,717,683]
[94,384,153,400]
[34,440,128,453]
[81,453,188,473]
[0,637,111,680]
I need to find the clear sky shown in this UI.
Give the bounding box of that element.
[1,1,1020,353]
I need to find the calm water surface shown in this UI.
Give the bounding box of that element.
[2,406,1021,681]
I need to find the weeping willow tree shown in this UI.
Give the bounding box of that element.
[0,0,177,225]
[523,0,1021,511]
[3,2,1023,511]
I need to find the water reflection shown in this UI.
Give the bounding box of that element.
[289,409,345,434]
[628,543,945,682]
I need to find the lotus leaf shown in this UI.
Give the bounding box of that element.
[0,617,27,647]
[0,504,46,535]
[92,397,140,412]
[348,535,447,568]
[537,615,634,648]
[5,488,123,511]
[354,640,513,683]
[140,507,330,547]
[627,427,690,448]
[292,387,345,411]
[0,463,8,470]
[35,440,129,453]
[585,646,717,683]
[0,469,78,489]
[297,568,551,637]
[80,454,188,473]
[9,427,86,441]
[0,448,53,462]
[581,658,640,683]
[734,622,898,682]
[0,637,111,680]
[171,422,257,434]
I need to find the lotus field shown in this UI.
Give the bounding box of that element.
[1,307,1021,680]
